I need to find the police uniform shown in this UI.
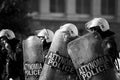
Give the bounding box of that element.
[85,18,119,63]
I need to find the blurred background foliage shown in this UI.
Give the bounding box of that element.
[0,0,29,36]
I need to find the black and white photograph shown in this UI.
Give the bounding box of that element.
[0,0,120,80]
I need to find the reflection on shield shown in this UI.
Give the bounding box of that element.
[68,32,118,80]
[23,36,44,80]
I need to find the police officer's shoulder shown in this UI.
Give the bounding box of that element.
[102,30,115,39]
[10,38,20,43]
[8,38,20,47]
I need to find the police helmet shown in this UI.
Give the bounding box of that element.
[37,29,54,43]
[85,18,110,32]
[60,23,78,37]
[0,29,15,39]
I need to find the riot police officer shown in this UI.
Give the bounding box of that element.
[37,29,54,58]
[0,29,23,80]
[85,17,119,63]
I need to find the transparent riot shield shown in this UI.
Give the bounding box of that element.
[39,29,78,80]
[23,36,44,80]
[67,32,118,80]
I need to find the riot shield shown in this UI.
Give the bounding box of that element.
[23,36,44,80]
[39,29,78,80]
[67,32,118,80]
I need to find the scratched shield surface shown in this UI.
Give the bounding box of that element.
[39,29,78,80]
[67,32,118,80]
[23,36,44,80]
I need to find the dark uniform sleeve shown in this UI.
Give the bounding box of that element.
[15,41,25,80]
[103,36,119,62]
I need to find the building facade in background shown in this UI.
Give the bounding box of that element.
[27,0,120,49]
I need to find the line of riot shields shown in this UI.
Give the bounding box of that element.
[0,18,120,80]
